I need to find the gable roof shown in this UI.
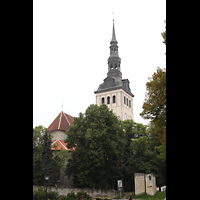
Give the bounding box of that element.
[51,140,75,151]
[47,111,74,132]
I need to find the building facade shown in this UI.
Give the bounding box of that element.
[94,21,134,120]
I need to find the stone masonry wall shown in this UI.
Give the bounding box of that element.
[33,186,119,198]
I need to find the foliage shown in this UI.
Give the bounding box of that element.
[65,104,124,189]
[161,20,166,45]
[122,121,165,187]
[94,193,112,199]
[140,67,166,159]
[33,125,46,185]
[130,191,166,199]
[33,187,59,200]
[140,21,166,164]
[77,191,93,200]
[127,136,158,174]
[66,191,77,200]
[121,120,148,191]
[41,131,59,186]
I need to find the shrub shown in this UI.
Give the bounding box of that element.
[77,191,92,200]
[66,191,76,200]
[59,194,68,200]
[33,187,59,200]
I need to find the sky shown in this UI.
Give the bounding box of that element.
[33,0,166,128]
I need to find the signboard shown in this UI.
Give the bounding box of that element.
[118,180,122,188]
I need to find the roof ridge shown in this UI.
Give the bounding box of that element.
[63,112,74,118]
[63,112,71,125]
[58,111,63,130]
[58,140,68,150]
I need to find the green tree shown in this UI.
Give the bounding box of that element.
[41,131,59,186]
[121,120,148,191]
[65,104,124,189]
[140,22,166,163]
[127,136,158,174]
[33,125,46,185]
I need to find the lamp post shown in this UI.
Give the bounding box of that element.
[45,176,49,200]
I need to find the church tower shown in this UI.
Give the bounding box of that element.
[94,20,134,120]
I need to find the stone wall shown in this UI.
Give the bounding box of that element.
[33,186,119,198]
[134,173,145,195]
[145,173,156,196]
[134,173,156,196]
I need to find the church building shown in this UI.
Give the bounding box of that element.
[94,20,134,120]
[47,110,74,151]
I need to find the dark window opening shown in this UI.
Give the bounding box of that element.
[129,100,131,108]
[102,97,104,104]
[107,96,110,104]
[149,175,151,181]
[113,95,116,103]
[124,96,126,104]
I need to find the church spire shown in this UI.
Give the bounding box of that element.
[107,20,121,79]
[111,21,117,43]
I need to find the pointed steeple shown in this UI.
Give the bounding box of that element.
[111,21,118,44]
[107,20,121,79]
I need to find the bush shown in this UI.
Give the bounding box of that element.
[77,191,92,200]
[66,191,76,200]
[33,187,59,200]
[59,194,68,200]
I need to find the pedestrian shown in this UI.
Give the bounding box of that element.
[128,194,132,200]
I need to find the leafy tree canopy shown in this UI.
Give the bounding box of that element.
[65,104,124,189]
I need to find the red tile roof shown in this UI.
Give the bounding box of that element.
[51,140,75,151]
[47,111,74,132]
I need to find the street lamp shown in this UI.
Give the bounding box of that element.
[45,176,49,200]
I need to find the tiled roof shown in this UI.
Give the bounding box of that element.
[47,111,74,132]
[51,140,75,151]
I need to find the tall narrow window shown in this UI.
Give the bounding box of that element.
[127,98,128,106]
[149,175,151,181]
[124,96,126,104]
[102,97,105,104]
[115,63,117,69]
[129,100,131,108]
[107,96,110,104]
[113,95,116,103]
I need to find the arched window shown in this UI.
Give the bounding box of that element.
[102,97,105,104]
[124,96,126,104]
[113,95,116,103]
[107,96,110,104]
[129,100,131,108]
[115,63,117,69]
[110,64,113,69]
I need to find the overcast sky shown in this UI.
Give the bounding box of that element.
[33,0,166,128]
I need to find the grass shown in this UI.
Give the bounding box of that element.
[113,191,166,199]
[131,191,166,199]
